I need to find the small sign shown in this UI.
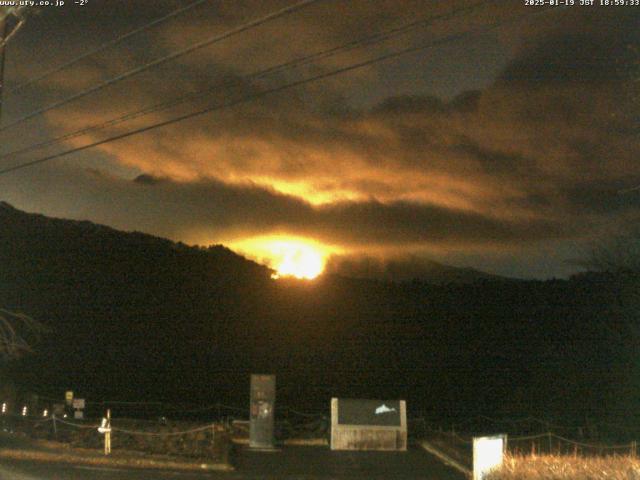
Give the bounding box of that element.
[74,410,84,420]
[72,398,85,410]
[473,435,507,480]
[375,403,396,415]
[98,417,111,434]
[65,391,74,405]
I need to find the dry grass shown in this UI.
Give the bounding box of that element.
[487,454,640,480]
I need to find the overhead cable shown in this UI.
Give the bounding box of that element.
[0,0,320,132]
[0,0,491,162]
[2,0,210,97]
[0,5,562,177]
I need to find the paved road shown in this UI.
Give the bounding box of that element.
[0,445,466,479]
[233,444,466,479]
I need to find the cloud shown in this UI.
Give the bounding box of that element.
[133,174,165,185]
[0,163,576,252]
[1,2,638,277]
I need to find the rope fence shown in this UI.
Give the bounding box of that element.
[18,395,327,423]
[110,422,217,437]
[449,414,640,436]
[0,398,329,452]
[2,394,639,457]
[0,409,230,459]
[424,424,640,459]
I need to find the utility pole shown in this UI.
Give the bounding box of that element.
[0,14,8,123]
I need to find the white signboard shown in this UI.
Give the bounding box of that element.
[74,410,84,420]
[72,398,85,410]
[473,435,506,480]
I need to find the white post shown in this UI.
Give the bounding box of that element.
[105,409,111,455]
[99,409,112,455]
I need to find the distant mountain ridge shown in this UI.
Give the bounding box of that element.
[326,254,507,284]
[0,201,505,285]
[0,200,270,275]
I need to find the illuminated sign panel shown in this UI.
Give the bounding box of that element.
[473,435,506,480]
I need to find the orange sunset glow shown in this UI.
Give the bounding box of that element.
[230,236,339,280]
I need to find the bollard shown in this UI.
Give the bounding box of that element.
[98,409,112,455]
[106,409,111,455]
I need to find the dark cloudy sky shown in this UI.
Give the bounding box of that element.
[0,0,638,278]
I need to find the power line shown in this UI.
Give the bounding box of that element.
[0,6,28,26]
[2,0,210,98]
[0,0,320,132]
[0,5,561,177]
[0,0,492,163]
[0,16,25,51]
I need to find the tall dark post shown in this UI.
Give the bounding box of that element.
[249,374,275,449]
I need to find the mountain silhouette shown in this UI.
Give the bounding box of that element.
[0,201,637,429]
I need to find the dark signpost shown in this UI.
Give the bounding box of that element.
[249,374,276,449]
